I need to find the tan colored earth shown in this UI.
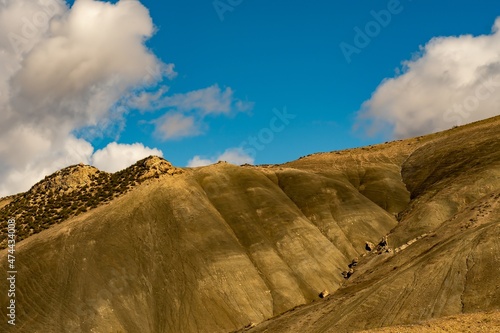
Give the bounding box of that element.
[0,116,499,333]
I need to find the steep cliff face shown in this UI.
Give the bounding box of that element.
[0,116,499,333]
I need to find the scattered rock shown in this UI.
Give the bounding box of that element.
[375,236,391,253]
[348,257,358,268]
[342,269,354,279]
[140,156,183,179]
[244,322,256,329]
[365,241,375,251]
[30,164,100,194]
[319,290,329,298]
[394,233,429,253]
[406,238,417,246]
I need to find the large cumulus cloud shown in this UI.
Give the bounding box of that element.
[0,0,169,196]
[0,0,253,196]
[356,18,500,139]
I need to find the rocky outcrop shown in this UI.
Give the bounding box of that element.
[138,155,184,179]
[30,163,100,194]
[0,156,183,249]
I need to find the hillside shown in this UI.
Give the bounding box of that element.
[359,311,500,333]
[0,157,183,249]
[0,116,499,333]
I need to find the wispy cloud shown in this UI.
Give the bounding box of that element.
[187,147,254,167]
[126,86,170,111]
[162,85,244,115]
[154,113,203,140]
[152,84,254,140]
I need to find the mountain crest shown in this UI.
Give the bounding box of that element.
[31,163,102,194]
[0,155,183,248]
[135,155,183,179]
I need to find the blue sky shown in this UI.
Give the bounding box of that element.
[95,0,499,166]
[1,0,499,195]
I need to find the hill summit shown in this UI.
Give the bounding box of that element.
[0,156,183,248]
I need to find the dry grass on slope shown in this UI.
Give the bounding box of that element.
[0,156,182,248]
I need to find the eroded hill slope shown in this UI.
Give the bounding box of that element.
[243,117,500,332]
[0,116,499,333]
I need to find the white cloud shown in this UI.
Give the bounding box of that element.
[187,156,214,168]
[91,142,163,173]
[152,84,254,140]
[0,134,94,196]
[9,0,162,126]
[0,0,167,196]
[356,17,500,139]
[126,86,170,111]
[187,147,254,167]
[161,84,253,116]
[161,63,178,80]
[0,0,252,196]
[130,84,253,116]
[154,113,202,140]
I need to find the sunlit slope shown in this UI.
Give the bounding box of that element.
[243,117,500,333]
[393,118,500,246]
[246,190,499,332]
[359,311,500,333]
[0,116,498,333]
[0,161,399,332]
